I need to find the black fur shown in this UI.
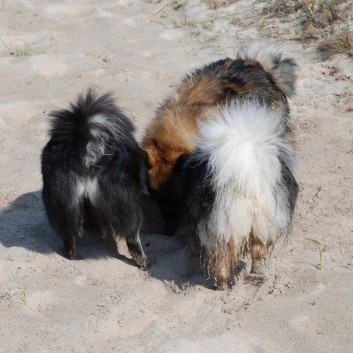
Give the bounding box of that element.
[180,154,215,225]
[41,89,148,269]
[279,157,299,220]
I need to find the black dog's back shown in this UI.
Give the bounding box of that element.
[41,89,148,269]
[43,89,137,173]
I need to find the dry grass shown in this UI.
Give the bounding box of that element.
[318,24,353,58]
[260,0,353,58]
[203,0,238,10]
[295,22,321,42]
[263,0,351,26]
[1,38,33,57]
[263,0,348,23]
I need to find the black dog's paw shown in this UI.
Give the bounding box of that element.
[134,255,149,271]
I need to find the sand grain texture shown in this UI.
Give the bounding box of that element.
[1,1,352,352]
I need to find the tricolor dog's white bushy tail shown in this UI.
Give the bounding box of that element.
[186,101,298,288]
[237,41,296,97]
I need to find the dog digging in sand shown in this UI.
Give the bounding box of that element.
[41,90,148,269]
[143,41,298,288]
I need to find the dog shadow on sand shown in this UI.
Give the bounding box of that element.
[0,190,248,288]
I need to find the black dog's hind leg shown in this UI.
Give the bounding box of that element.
[60,206,84,260]
[63,234,77,260]
[125,231,148,270]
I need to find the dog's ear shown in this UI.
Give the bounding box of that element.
[173,153,190,173]
[142,148,153,170]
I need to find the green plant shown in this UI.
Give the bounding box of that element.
[201,20,214,31]
[1,38,33,57]
[306,238,329,284]
[297,0,316,24]
[14,42,32,56]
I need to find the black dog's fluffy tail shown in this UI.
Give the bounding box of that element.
[49,89,134,168]
[237,41,297,97]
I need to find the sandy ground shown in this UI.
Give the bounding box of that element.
[1,1,353,352]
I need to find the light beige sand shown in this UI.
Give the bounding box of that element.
[1,1,353,352]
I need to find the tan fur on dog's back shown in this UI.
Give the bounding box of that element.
[177,65,228,106]
[143,97,218,191]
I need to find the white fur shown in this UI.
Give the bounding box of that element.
[74,177,99,205]
[84,114,123,167]
[237,41,296,97]
[196,102,294,249]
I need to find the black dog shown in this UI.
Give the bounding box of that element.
[41,89,148,269]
